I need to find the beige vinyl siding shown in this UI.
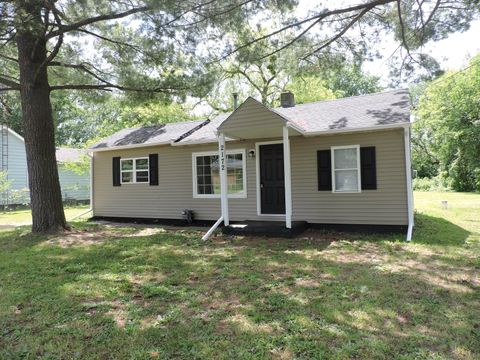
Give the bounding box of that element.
[93,141,269,221]
[290,129,407,225]
[93,129,407,225]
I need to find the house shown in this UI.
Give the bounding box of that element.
[89,89,414,240]
[0,126,90,205]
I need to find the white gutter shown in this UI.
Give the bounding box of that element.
[202,216,224,241]
[283,126,292,229]
[292,122,410,136]
[404,125,414,241]
[89,152,93,215]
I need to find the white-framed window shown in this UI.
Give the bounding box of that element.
[192,149,246,198]
[331,145,361,193]
[121,157,149,184]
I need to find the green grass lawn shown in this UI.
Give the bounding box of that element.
[0,205,90,226]
[0,192,478,359]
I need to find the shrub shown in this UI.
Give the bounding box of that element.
[413,176,448,191]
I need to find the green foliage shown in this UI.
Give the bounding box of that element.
[9,188,30,206]
[413,176,447,192]
[98,100,195,138]
[414,55,480,192]
[61,156,90,176]
[288,76,337,104]
[0,170,11,194]
[0,93,23,136]
[317,64,382,97]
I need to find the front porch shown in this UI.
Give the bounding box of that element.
[213,96,304,237]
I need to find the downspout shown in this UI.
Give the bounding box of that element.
[404,126,414,241]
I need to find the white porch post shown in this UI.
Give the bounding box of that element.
[283,126,292,229]
[218,133,229,226]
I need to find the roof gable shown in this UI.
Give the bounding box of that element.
[217,97,297,139]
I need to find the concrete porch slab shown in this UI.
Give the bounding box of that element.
[222,221,308,238]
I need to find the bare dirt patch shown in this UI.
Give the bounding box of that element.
[42,229,113,248]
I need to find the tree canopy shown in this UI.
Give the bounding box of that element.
[413,54,480,192]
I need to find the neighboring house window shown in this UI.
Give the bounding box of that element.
[121,157,149,184]
[193,150,246,198]
[331,145,361,192]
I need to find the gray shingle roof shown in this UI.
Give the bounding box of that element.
[90,119,207,150]
[173,113,230,145]
[90,89,410,150]
[273,89,410,132]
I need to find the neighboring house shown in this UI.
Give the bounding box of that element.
[89,89,414,240]
[0,126,90,205]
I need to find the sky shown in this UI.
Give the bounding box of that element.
[363,20,480,82]
[295,0,480,84]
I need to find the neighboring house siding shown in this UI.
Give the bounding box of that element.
[93,129,407,225]
[58,166,90,201]
[1,132,29,204]
[0,130,90,204]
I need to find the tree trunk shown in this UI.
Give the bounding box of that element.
[16,3,67,232]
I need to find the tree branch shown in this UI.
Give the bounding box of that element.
[301,7,371,60]
[221,0,396,60]
[46,6,151,39]
[0,53,18,63]
[397,0,411,55]
[0,76,20,90]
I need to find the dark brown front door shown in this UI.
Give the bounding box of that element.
[259,143,285,214]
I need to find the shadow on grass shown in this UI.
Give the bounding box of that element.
[413,212,470,246]
[1,227,478,359]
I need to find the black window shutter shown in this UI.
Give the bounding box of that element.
[361,147,377,190]
[112,157,121,186]
[317,150,332,191]
[149,153,159,186]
